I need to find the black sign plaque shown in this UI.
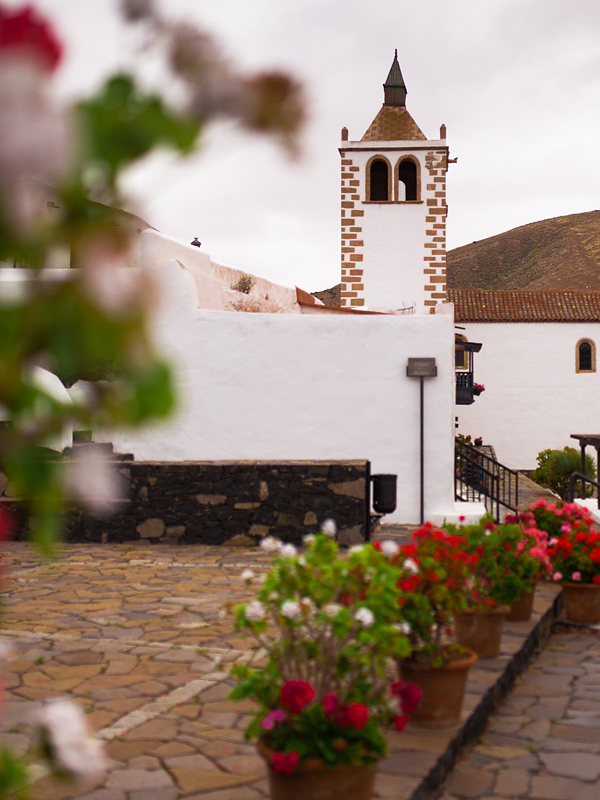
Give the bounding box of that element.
[406,357,437,378]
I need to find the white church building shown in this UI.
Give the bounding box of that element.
[81,53,472,525]
[4,51,596,523]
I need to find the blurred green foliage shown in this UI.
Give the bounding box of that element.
[0,72,203,551]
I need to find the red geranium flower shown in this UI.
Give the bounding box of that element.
[324,697,369,729]
[343,703,369,729]
[0,4,62,71]
[271,750,299,775]
[279,681,315,714]
[394,714,409,731]
[0,507,13,542]
[391,681,422,714]
[322,693,338,715]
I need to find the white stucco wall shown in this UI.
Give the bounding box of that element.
[456,322,600,470]
[104,261,459,524]
[361,200,427,311]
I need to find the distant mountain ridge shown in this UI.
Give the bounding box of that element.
[447,210,600,291]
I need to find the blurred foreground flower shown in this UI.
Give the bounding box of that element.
[38,699,107,781]
[118,2,306,155]
[0,4,70,231]
[0,4,62,71]
[62,448,126,517]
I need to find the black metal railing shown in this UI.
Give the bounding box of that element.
[568,472,600,503]
[455,371,474,405]
[455,440,520,522]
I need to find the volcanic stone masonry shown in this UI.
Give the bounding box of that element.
[2,459,369,546]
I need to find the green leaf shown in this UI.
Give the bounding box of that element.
[77,74,201,185]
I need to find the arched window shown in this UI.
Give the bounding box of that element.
[576,339,596,373]
[397,158,419,201]
[368,159,389,201]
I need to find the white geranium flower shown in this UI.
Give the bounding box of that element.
[348,544,365,555]
[260,536,282,553]
[321,519,337,537]
[298,555,307,567]
[37,699,106,781]
[354,607,375,628]
[301,597,316,613]
[381,540,399,557]
[281,600,302,621]
[240,569,254,583]
[244,601,267,622]
[323,602,343,617]
[394,621,412,635]
[303,533,316,545]
[280,543,298,558]
[403,557,419,574]
[268,591,279,601]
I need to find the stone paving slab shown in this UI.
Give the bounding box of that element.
[0,542,569,800]
[438,625,600,800]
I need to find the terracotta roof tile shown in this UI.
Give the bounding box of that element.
[449,288,600,322]
[362,106,426,141]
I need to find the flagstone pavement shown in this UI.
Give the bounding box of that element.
[0,540,598,800]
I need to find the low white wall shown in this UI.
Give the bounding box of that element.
[457,322,600,470]
[140,229,299,313]
[104,261,457,524]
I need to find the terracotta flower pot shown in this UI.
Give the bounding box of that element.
[398,647,478,728]
[453,605,509,658]
[562,582,600,624]
[506,584,537,622]
[257,741,377,800]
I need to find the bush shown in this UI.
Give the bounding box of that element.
[531,447,596,500]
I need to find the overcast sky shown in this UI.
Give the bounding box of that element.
[28,0,600,291]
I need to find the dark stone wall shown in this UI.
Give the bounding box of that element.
[52,460,369,546]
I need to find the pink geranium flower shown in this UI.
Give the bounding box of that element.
[260,709,287,730]
[572,571,582,581]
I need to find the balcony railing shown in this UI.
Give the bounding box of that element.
[456,371,474,405]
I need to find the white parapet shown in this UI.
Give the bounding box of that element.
[573,498,600,526]
[428,502,488,527]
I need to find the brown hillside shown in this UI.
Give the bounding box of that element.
[447,210,600,291]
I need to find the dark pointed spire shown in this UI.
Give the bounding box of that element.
[384,49,407,107]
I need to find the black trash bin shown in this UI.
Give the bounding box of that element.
[371,474,397,514]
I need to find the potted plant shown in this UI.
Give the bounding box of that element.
[522,499,600,623]
[472,384,485,397]
[389,523,479,727]
[447,516,552,649]
[229,531,421,800]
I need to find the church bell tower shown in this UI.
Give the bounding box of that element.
[339,52,449,314]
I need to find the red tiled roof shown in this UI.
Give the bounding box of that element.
[449,288,600,322]
[295,287,386,314]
